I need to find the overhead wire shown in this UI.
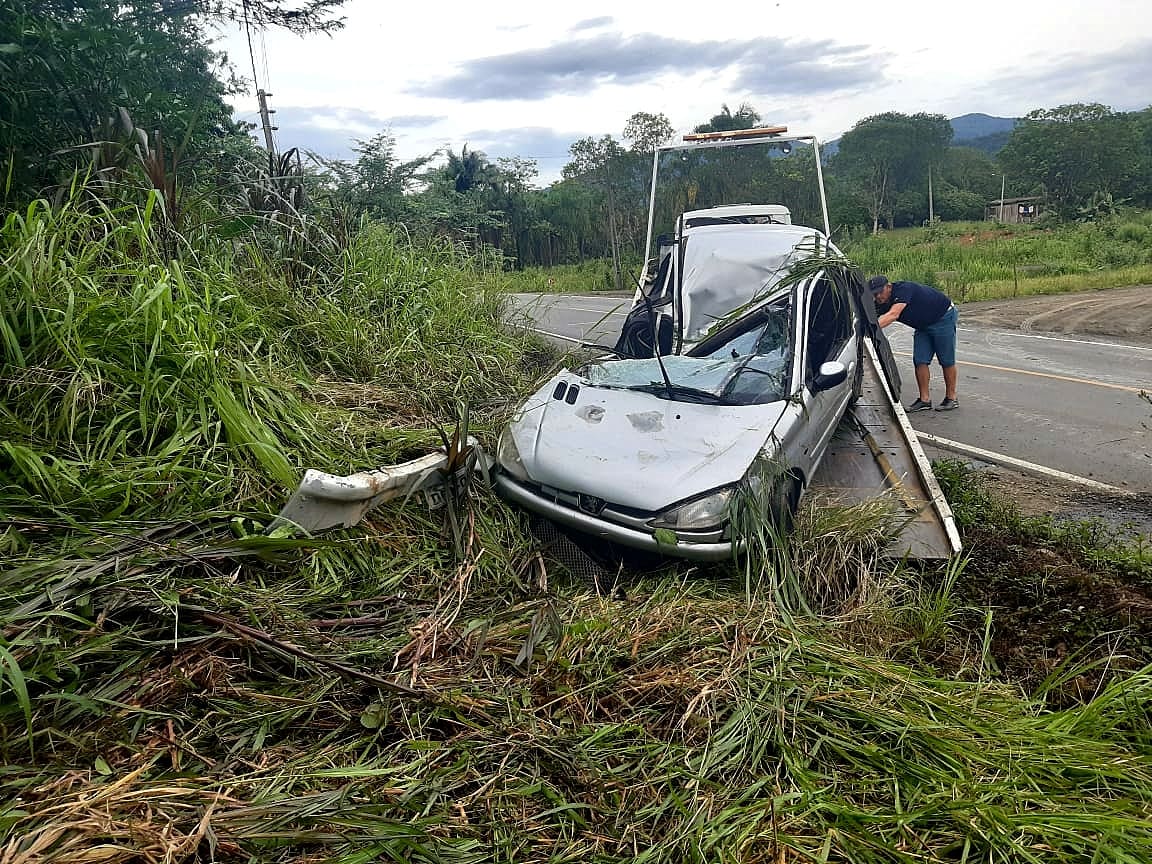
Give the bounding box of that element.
[241,0,281,154]
[257,26,278,151]
[259,27,271,94]
[241,0,260,91]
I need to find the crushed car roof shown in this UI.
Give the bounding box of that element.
[679,222,823,344]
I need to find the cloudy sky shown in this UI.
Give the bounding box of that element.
[217,0,1149,184]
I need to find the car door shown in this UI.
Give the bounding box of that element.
[795,274,855,468]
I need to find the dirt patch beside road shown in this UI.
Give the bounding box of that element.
[958,284,1152,345]
[923,440,1152,537]
[979,466,1152,537]
[925,287,1152,697]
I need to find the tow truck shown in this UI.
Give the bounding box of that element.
[277,127,960,560]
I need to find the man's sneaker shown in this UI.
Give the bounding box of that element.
[936,397,959,411]
[906,398,933,412]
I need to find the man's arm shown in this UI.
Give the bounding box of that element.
[878,302,906,328]
[875,304,903,331]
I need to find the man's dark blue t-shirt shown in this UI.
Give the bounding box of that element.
[882,281,952,330]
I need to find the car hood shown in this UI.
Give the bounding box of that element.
[504,372,788,510]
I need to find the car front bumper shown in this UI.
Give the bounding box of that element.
[494,474,735,562]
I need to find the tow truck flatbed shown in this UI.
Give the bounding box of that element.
[812,342,960,558]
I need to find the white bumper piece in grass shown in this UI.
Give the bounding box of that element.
[275,438,489,534]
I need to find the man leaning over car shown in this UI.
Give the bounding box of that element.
[869,275,958,412]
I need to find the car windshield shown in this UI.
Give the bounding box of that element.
[583,301,791,405]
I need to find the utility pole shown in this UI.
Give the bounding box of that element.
[927,164,934,223]
[992,172,1007,222]
[257,89,278,157]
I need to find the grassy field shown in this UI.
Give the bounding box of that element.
[503,212,1152,302]
[843,213,1152,302]
[498,257,643,295]
[2,194,1152,862]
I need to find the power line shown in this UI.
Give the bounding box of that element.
[258,27,272,94]
[258,28,277,152]
[241,0,260,91]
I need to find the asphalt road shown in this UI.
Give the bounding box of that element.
[508,292,1152,493]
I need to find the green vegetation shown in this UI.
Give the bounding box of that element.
[8,2,1152,277]
[843,215,1152,301]
[933,461,1152,692]
[3,5,1152,860]
[0,196,533,527]
[0,0,346,201]
[500,260,642,295]
[835,112,954,234]
[511,214,1152,301]
[936,459,1151,585]
[2,197,1150,860]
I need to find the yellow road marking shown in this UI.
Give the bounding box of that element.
[892,351,1144,394]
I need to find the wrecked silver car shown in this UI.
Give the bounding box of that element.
[494,210,869,561]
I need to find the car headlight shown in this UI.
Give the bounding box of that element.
[651,487,735,530]
[496,427,530,482]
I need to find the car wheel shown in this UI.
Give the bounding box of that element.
[848,344,865,407]
[767,474,802,534]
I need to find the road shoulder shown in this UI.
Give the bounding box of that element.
[957,284,1152,346]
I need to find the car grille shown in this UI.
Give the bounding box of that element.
[577,494,606,515]
[522,481,647,528]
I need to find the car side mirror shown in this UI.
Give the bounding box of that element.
[812,360,848,392]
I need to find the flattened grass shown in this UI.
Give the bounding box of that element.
[4,555,1151,862]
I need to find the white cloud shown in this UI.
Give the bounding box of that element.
[411,33,883,101]
[217,0,1148,183]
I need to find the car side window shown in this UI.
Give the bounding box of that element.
[828,282,853,354]
[805,279,853,378]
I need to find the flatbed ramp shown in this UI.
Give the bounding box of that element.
[810,342,961,559]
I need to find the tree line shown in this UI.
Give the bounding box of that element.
[4,1,1152,272]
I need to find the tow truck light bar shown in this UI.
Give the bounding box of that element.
[682,125,788,143]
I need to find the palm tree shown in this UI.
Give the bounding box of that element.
[444,145,494,193]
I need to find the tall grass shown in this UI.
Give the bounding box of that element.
[0,195,534,522]
[2,193,1152,862]
[502,215,1152,301]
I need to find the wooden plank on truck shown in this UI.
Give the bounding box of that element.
[682,125,789,142]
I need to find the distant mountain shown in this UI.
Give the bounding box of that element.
[948,112,1018,141]
[949,113,1019,154]
[958,130,1014,155]
[820,113,1019,157]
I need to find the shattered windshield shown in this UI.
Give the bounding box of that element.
[678,225,813,344]
[584,301,791,405]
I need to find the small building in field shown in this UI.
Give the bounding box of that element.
[986,196,1043,223]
